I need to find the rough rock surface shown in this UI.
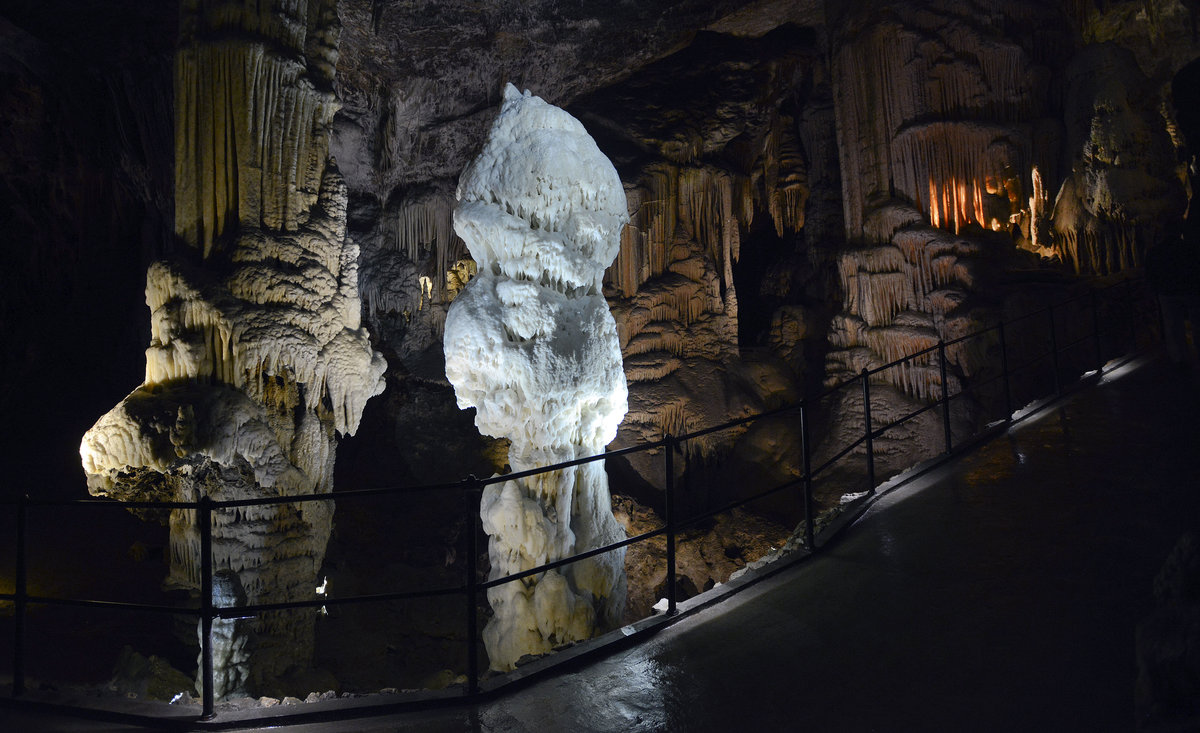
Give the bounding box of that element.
[1050,43,1186,274]
[78,0,385,697]
[611,495,790,622]
[444,85,629,671]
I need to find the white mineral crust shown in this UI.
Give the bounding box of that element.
[444,84,629,670]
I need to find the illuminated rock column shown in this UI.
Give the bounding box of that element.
[444,85,629,671]
[80,0,385,696]
[825,0,1059,395]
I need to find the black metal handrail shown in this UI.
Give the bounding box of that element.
[0,275,1156,723]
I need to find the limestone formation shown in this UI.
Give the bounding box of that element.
[570,29,815,481]
[822,0,1066,468]
[1050,43,1186,274]
[444,84,629,671]
[4,0,1197,700]
[80,0,385,697]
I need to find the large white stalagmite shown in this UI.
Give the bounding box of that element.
[80,0,385,697]
[444,84,629,671]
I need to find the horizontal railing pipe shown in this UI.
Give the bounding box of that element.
[481,526,670,591]
[674,477,806,531]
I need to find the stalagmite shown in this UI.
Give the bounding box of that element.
[80,0,385,698]
[444,84,629,671]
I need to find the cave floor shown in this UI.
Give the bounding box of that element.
[5,350,1200,732]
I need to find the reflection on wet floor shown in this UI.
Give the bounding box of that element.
[6,353,1200,732]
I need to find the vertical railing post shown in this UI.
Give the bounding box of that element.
[800,403,815,552]
[998,321,1013,420]
[664,435,677,616]
[464,477,480,695]
[198,496,215,720]
[1126,279,1138,351]
[1091,289,1103,371]
[1048,303,1061,395]
[938,340,953,454]
[861,369,875,494]
[13,494,28,697]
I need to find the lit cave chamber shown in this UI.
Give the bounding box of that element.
[1,0,1198,713]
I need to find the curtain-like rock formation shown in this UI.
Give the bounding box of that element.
[824,0,1067,470]
[567,29,817,488]
[444,85,629,671]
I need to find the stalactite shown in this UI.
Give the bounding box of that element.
[175,35,337,256]
[830,221,987,401]
[762,114,809,237]
[657,400,692,440]
[609,147,806,301]
[889,122,1029,234]
[85,0,384,696]
[384,189,461,289]
[832,6,1043,240]
[1050,174,1158,276]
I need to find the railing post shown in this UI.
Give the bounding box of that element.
[938,340,952,454]
[1048,303,1061,395]
[800,403,815,552]
[1126,279,1138,351]
[998,321,1013,419]
[861,369,875,494]
[199,495,215,720]
[664,435,677,616]
[1091,289,1103,371]
[13,494,27,697]
[464,476,481,695]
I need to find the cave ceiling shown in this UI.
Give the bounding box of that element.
[332,0,823,190]
[568,26,818,174]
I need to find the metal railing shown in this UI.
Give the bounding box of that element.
[0,275,1156,723]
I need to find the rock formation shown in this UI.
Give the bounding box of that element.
[79,0,385,696]
[819,0,1068,474]
[567,28,820,503]
[1050,43,1186,274]
[0,0,1196,698]
[443,84,629,671]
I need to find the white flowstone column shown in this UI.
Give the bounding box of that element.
[444,84,629,671]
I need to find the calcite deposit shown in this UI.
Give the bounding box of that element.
[444,84,629,671]
[79,0,385,697]
[1050,43,1186,274]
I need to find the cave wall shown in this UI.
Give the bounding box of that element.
[0,3,175,499]
[323,0,1198,501]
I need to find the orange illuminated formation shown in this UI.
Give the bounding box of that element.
[927,177,985,233]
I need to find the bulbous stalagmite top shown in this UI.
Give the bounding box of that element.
[454,83,628,294]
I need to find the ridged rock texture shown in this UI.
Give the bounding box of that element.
[444,85,629,671]
[821,0,1069,472]
[571,29,817,467]
[79,0,385,697]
